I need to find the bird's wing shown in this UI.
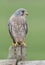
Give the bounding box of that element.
[8,18,17,43]
[8,16,21,42]
[8,20,13,38]
[24,20,28,34]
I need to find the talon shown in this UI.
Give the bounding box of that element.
[22,42,26,47]
[12,42,18,47]
[15,42,18,47]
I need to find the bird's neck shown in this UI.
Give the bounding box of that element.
[20,16,26,19]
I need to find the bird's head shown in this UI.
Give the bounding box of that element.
[14,8,28,17]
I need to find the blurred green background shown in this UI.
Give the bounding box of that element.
[0,0,45,60]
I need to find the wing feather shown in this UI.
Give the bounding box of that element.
[8,20,16,43]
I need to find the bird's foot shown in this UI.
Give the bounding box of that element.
[22,42,26,47]
[12,42,18,47]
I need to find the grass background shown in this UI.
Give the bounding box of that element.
[0,0,45,60]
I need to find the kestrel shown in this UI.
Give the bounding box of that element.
[8,8,28,47]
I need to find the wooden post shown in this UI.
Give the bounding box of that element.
[8,45,26,65]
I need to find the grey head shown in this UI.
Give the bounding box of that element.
[14,8,28,16]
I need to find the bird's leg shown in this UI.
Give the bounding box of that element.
[12,42,18,47]
[21,41,26,47]
[14,42,18,47]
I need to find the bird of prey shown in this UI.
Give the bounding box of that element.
[8,8,28,47]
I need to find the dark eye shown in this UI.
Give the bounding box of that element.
[22,10,24,13]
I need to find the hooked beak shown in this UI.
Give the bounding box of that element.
[25,11,28,15]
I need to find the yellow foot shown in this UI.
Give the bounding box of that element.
[22,42,26,47]
[12,42,18,47]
